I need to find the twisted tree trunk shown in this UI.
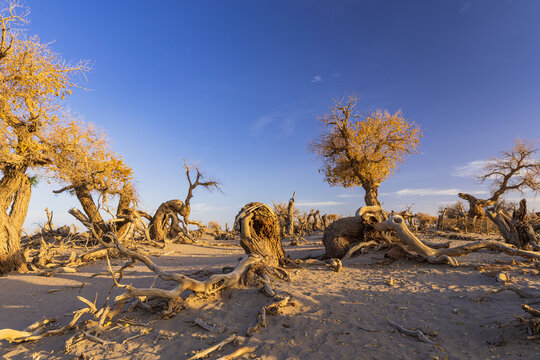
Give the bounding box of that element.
[487,199,539,250]
[235,202,284,266]
[363,184,381,207]
[148,200,188,242]
[0,171,31,275]
[323,206,385,259]
[458,193,494,219]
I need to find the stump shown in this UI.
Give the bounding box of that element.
[323,206,385,259]
[487,199,540,250]
[234,202,284,266]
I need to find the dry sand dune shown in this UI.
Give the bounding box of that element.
[1,232,539,360]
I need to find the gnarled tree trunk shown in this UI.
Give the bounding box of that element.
[458,193,494,219]
[0,171,31,275]
[487,199,539,250]
[234,202,284,266]
[363,184,381,207]
[148,200,188,242]
[73,186,108,235]
[323,206,385,259]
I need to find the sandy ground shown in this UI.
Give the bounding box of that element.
[1,231,539,360]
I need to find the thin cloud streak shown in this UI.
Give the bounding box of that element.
[452,160,489,178]
[310,75,323,83]
[250,108,313,137]
[337,194,363,198]
[385,188,488,197]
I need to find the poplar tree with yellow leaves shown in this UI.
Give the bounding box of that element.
[43,120,137,236]
[0,3,90,274]
[311,95,422,207]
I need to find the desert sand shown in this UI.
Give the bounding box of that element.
[1,231,539,360]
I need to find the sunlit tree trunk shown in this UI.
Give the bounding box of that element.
[286,191,295,236]
[0,170,31,275]
[363,185,381,207]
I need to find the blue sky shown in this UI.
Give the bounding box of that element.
[21,0,540,230]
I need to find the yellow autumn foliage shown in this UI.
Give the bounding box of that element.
[43,120,135,202]
[0,4,88,171]
[311,95,422,205]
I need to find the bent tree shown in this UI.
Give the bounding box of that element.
[148,162,220,242]
[0,5,87,274]
[310,95,422,206]
[458,138,539,220]
[43,120,136,236]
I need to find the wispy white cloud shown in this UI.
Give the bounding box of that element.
[310,75,323,83]
[250,108,313,137]
[452,160,489,178]
[296,201,343,207]
[337,194,363,199]
[250,114,276,136]
[384,188,488,197]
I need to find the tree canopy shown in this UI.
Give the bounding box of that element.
[311,95,422,206]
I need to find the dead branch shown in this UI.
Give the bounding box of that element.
[217,346,257,360]
[193,318,226,333]
[387,319,436,345]
[374,214,540,266]
[247,296,291,336]
[188,334,236,360]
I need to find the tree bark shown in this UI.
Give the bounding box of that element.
[286,191,295,236]
[148,200,187,242]
[0,171,31,275]
[458,193,495,219]
[363,185,381,207]
[487,199,539,250]
[72,186,109,235]
[115,185,136,236]
[235,202,284,266]
[323,205,385,259]
[374,213,540,266]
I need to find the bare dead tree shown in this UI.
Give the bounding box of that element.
[181,162,220,231]
[373,212,540,266]
[286,191,295,236]
[147,162,220,243]
[459,139,539,222]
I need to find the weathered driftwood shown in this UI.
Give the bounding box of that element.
[217,346,257,360]
[187,334,236,360]
[80,224,263,318]
[487,199,540,250]
[374,214,540,266]
[234,202,284,266]
[148,199,188,242]
[323,206,386,259]
[0,296,104,343]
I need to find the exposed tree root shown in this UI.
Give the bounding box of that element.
[374,214,540,266]
[247,296,292,336]
[193,318,226,333]
[0,296,105,343]
[217,345,257,360]
[187,334,236,360]
[387,319,437,345]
